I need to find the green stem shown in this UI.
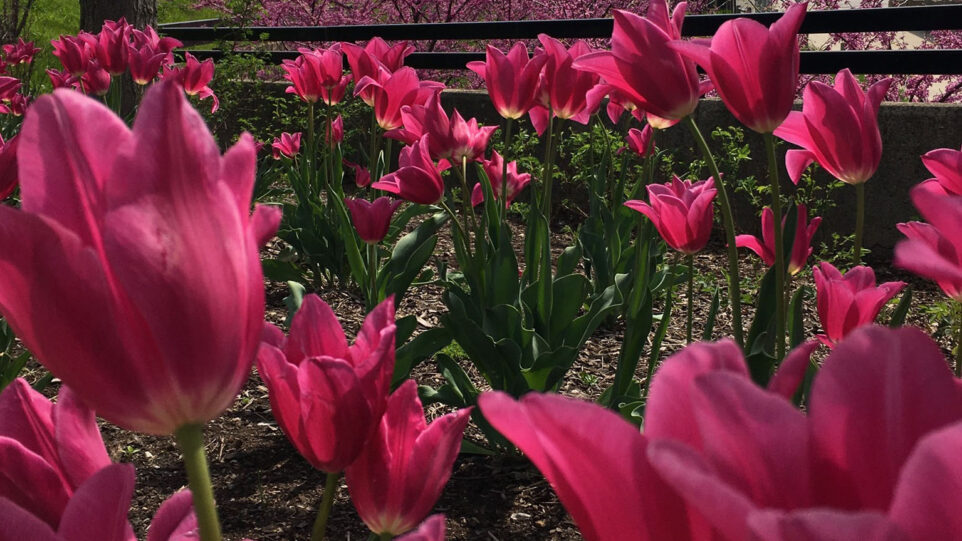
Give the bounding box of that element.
[378,534,392,541]
[368,242,379,310]
[764,133,786,361]
[685,254,695,344]
[439,199,471,260]
[684,116,744,348]
[541,117,561,225]
[854,182,865,266]
[459,156,479,236]
[306,102,316,195]
[499,117,514,226]
[310,471,341,541]
[174,424,221,541]
[369,107,379,177]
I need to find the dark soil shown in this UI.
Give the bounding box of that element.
[20,219,951,541]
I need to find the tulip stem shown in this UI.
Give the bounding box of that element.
[684,116,744,348]
[307,102,316,194]
[854,182,865,266]
[368,242,379,310]
[500,117,514,226]
[439,199,472,260]
[369,108,379,181]
[685,254,695,344]
[311,471,341,541]
[764,133,786,361]
[378,534,392,541]
[174,424,222,541]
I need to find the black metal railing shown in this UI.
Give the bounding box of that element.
[158,4,962,74]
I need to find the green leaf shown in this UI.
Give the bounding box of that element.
[393,328,452,386]
[262,259,308,284]
[889,287,912,328]
[283,281,307,327]
[702,287,721,341]
[381,212,446,306]
[788,286,808,348]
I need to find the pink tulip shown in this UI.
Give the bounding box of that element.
[735,204,822,275]
[345,196,402,244]
[0,92,27,115]
[396,515,446,541]
[467,42,546,120]
[669,3,806,133]
[471,150,531,207]
[256,294,396,472]
[79,61,111,96]
[0,80,280,435]
[51,34,94,76]
[127,43,166,85]
[527,36,601,134]
[344,159,372,187]
[163,53,218,113]
[346,380,471,536]
[282,45,346,105]
[95,19,130,76]
[389,93,497,162]
[624,176,716,255]
[325,114,344,145]
[895,184,962,301]
[46,69,77,90]
[626,125,654,158]
[813,262,905,347]
[272,131,301,160]
[774,69,892,184]
[354,67,444,131]
[0,134,17,200]
[0,75,20,100]
[130,26,182,67]
[0,379,111,530]
[372,135,450,205]
[918,144,962,196]
[573,1,708,124]
[343,39,415,106]
[2,38,41,65]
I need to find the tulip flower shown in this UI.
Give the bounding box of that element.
[343,38,415,105]
[0,134,16,200]
[0,80,281,435]
[397,515,446,541]
[0,92,27,115]
[46,69,77,90]
[346,380,471,537]
[355,66,444,131]
[466,42,546,120]
[372,136,450,205]
[471,150,531,207]
[669,3,806,134]
[326,114,344,145]
[917,144,962,196]
[282,45,346,104]
[0,379,111,529]
[163,53,218,113]
[0,75,20,100]
[95,19,130,76]
[344,159,372,187]
[127,43,166,85]
[79,61,111,96]
[526,36,601,135]
[130,26,182,67]
[813,262,905,347]
[895,184,962,302]
[345,196,402,244]
[389,93,497,162]
[626,125,654,158]
[624,176,716,255]
[736,204,822,275]
[485,326,962,541]
[272,132,302,160]
[51,34,94,76]
[257,294,396,472]
[2,38,41,65]
[573,1,707,125]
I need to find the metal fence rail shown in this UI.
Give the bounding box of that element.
[158,4,962,74]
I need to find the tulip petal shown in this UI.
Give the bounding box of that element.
[53,386,110,489]
[748,509,909,541]
[0,379,57,470]
[766,339,819,400]
[256,343,304,451]
[57,463,135,541]
[286,295,349,363]
[397,514,445,541]
[0,437,70,528]
[784,149,816,185]
[147,490,196,541]
[0,497,60,541]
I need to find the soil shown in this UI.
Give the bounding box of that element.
[19,218,951,541]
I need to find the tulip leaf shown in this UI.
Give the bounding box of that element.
[262,259,309,284]
[702,287,721,341]
[381,212,446,307]
[283,281,307,327]
[888,287,913,328]
[393,327,452,387]
[746,266,778,385]
[788,285,808,348]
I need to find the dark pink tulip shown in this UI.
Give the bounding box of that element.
[257,294,396,472]
[0,81,281,435]
[573,1,707,124]
[283,45,347,105]
[95,19,130,76]
[0,92,27,115]
[326,114,344,145]
[0,75,20,100]
[466,42,546,120]
[343,39,415,106]
[812,262,905,347]
[918,144,962,196]
[130,26,182,67]
[0,379,111,530]
[271,132,301,160]
[354,67,444,131]
[471,150,531,207]
[127,43,166,85]
[345,196,402,244]
[346,380,470,536]
[624,176,716,255]
[0,134,16,200]
[735,204,822,275]
[79,61,111,96]
[344,159,372,187]
[46,69,77,90]
[2,38,41,65]
[390,93,497,162]
[774,69,892,184]
[526,36,601,134]
[669,3,806,134]
[895,184,962,301]
[163,53,218,113]
[396,515,445,541]
[51,35,94,76]
[626,125,654,158]
[372,136,450,205]
[479,391,692,541]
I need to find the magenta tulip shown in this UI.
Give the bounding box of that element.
[51,34,93,76]
[626,125,654,158]
[344,159,372,187]
[735,204,822,275]
[127,43,166,85]
[396,515,446,541]
[257,294,396,472]
[343,39,415,105]
[526,36,601,134]
[624,176,716,255]
[95,19,130,76]
[389,93,497,162]
[812,262,905,347]
[774,69,892,185]
[0,134,17,200]
[573,1,707,125]
[163,53,218,113]
[918,144,962,196]
[282,45,346,105]
[346,380,471,536]
[271,131,301,160]
[79,62,111,96]
[129,26,182,67]
[0,80,281,434]
[354,67,444,131]
[345,196,402,244]
[471,150,531,207]
[2,38,41,65]
[326,114,344,145]
[372,135,450,205]
[669,3,806,133]
[0,76,20,101]
[467,42,546,120]
[895,184,962,301]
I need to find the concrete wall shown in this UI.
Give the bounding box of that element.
[440,89,962,260]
